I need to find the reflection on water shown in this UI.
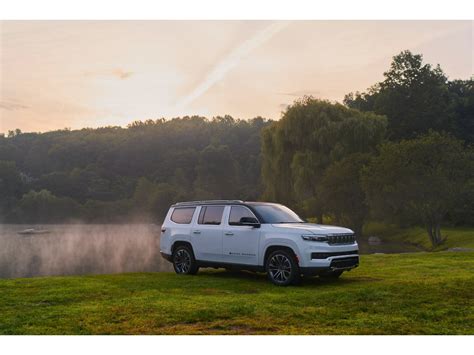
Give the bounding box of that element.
[0,224,173,279]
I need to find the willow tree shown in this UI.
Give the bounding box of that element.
[261,97,387,224]
[317,153,372,237]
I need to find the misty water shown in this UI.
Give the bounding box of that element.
[0,224,173,279]
[0,224,420,279]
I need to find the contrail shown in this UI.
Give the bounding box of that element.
[174,21,291,111]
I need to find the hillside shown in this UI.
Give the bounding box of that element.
[0,252,473,335]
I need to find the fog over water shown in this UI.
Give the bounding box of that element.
[0,224,173,279]
[0,223,422,279]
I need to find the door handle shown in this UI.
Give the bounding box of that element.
[224,232,234,236]
[193,230,201,234]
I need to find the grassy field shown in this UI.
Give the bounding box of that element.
[362,223,474,252]
[0,252,473,335]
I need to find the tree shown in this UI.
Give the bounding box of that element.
[317,154,371,237]
[0,116,271,222]
[448,79,474,144]
[261,97,387,223]
[132,177,158,216]
[0,160,23,220]
[149,183,181,222]
[131,178,180,221]
[194,144,239,199]
[7,129,22,138]
[361,131,473,247]
[15,189,81,223]
[345,50,454,140]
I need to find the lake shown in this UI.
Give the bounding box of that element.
[0,224,173,278]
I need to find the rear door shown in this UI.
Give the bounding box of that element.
[222,205,260,265]
[191,205,225,262]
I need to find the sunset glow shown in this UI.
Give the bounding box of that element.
[1,20,472,133]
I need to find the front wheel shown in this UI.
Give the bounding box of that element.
[172,245,199,275]
[265,250,301,286]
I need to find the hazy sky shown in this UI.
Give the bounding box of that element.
[0,20,472,133]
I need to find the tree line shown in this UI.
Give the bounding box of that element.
[0,116,270,223]
[1,50,473,246]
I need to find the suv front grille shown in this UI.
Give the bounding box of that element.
[311,250,358,259]
[330,256,359,269]
[327,233,356,245]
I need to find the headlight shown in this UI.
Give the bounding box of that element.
[301,234,329,242]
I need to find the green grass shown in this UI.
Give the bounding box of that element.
[0,252,473,335]
[363,223,474,251]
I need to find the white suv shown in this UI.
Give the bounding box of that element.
[160,200,359,286]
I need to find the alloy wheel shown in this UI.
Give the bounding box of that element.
[268,254,292,283]
[174,249,191,273]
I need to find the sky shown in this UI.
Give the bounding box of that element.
[0,20,472,133]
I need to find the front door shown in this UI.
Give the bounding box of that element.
[222,205,260,265]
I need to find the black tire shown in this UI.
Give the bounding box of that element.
[320,270,343,279]
[172,244,199,275]
[265,249,301,286]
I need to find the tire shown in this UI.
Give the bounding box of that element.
[265,249,301,286]
[172,244,199,275]
[320,270,343,279]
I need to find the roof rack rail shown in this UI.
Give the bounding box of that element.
[174,200,244,206]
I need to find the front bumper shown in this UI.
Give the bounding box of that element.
[299,242,359,275]
[300,256,359,276]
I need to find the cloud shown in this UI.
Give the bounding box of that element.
[111,68,133,79]
[84,68,133,80]
[174,21,291,111]
[278,90,321,97]
[0,100,29,111]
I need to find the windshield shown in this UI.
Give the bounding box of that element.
[252,204,304,224]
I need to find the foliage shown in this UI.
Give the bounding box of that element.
[344,50,472,142]
[262,97,387,226]
[0,116,271,223]
[194,144,238,199]
[361,131,474,246]
[0,161,23,221]
[448,79,474,144]
[317,153,372,236]
[15,190,82,223]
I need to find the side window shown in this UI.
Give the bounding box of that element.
[229,206,256,225]
[198,206,225,225]
[171,207,195,224]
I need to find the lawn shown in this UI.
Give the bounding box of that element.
[0,252,473,335]
[363,223,474,252]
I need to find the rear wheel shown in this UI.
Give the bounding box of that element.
[265,249,300,286]
[172,245,199,275]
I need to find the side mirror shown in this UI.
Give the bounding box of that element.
[239,217,261,228]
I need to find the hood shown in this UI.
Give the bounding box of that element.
[270,223,353,235]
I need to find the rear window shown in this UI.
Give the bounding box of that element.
[171,207,195,224]
[198,206,225,225]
